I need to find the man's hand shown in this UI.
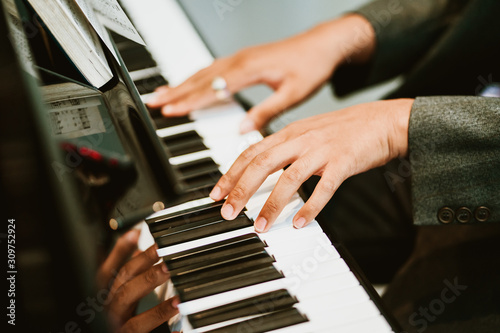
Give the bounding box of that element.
[97,230,179,333]
[147,14,375,133]
[209,99,413,232]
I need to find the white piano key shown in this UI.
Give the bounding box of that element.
[140,92,154,104]
[168,150,214,165]
[120,0,213,85]
[265,302,382,333]
[129,66,163,81]
[156,122,197,138]
[177,278,290,315]
[317,314,394,333]
[296,284,370,308]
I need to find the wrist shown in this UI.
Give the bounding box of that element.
[322,14,376,67]
[388,98,413,159]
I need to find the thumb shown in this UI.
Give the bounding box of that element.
[239,83,297,134]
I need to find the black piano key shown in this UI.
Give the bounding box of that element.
[163,233,262,261]
[146,200,224,225]
[169,248,271,279]
[188,289,297,329]
[152,115,193,128]
[178,266,284,302]
[162,130,202,145]
[119,45,157,72]
[152,211,232,239]
[176,157,220,179]
[155,214,253,248]
[182,170,222,191]
[134,74,168,95]
[165,234,266,271]
[172,251,275,286]
[165,140,208,157]
[148,204,224,233]
[166,138,207,156]
[161,130,207,157]
[204,308,308,333]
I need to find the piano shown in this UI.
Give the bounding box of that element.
[1,0,401,331]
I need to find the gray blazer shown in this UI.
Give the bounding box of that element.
[332,0,500,225]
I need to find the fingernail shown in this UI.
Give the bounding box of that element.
[254,217,267,232]
[239,117,256,134]
[162,104,174,115]
[293,217,306,229]
[161,263,168,274]
[221,203,234,220]
[209,186,222,200]
[126,229,140,243]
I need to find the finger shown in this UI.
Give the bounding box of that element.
[97,229,140,289]
[293,169,342,228]
[117,297,180,333]
[239,81,302,133]
[255,153,323,232]
[109,263,170,322]
[209,131,289,202]
[219,140,303,220]
[146,66,214,108]
[160,86,220,117]
[110,244,160,295]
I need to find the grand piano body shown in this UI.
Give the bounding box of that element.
[1,0,401,332]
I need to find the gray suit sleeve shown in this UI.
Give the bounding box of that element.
[332,0,469,96]
[408,96,500,225]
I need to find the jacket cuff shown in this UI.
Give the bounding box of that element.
[409,96,500,225]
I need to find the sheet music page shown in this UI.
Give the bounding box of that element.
[88,0,145,45]
[73,0,119,61]
[2,0,39,79]
[56,0,110,66]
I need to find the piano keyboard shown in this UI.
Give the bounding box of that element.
[115,0,396,332]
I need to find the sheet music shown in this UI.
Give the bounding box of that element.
[73,0,119,61]
[88,0,145,45]
[56,0,110,67]
[2,0,39,79]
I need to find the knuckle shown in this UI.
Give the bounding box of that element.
[154,303,169,321]
[241,144,258,162]
[318,178,337,193]
[265,200,280,215]
[253,151,272,168]
[118,265,131,280]
[146,246,159,261]
[282,167,303,184]
[301,129,321,142]
[304,201,321,216]
[217,173,231,188]
[114,288,128,306]
[144,267,158,285]
[230,185,246,201]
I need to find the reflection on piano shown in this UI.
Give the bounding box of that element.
[1,0,401,331]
